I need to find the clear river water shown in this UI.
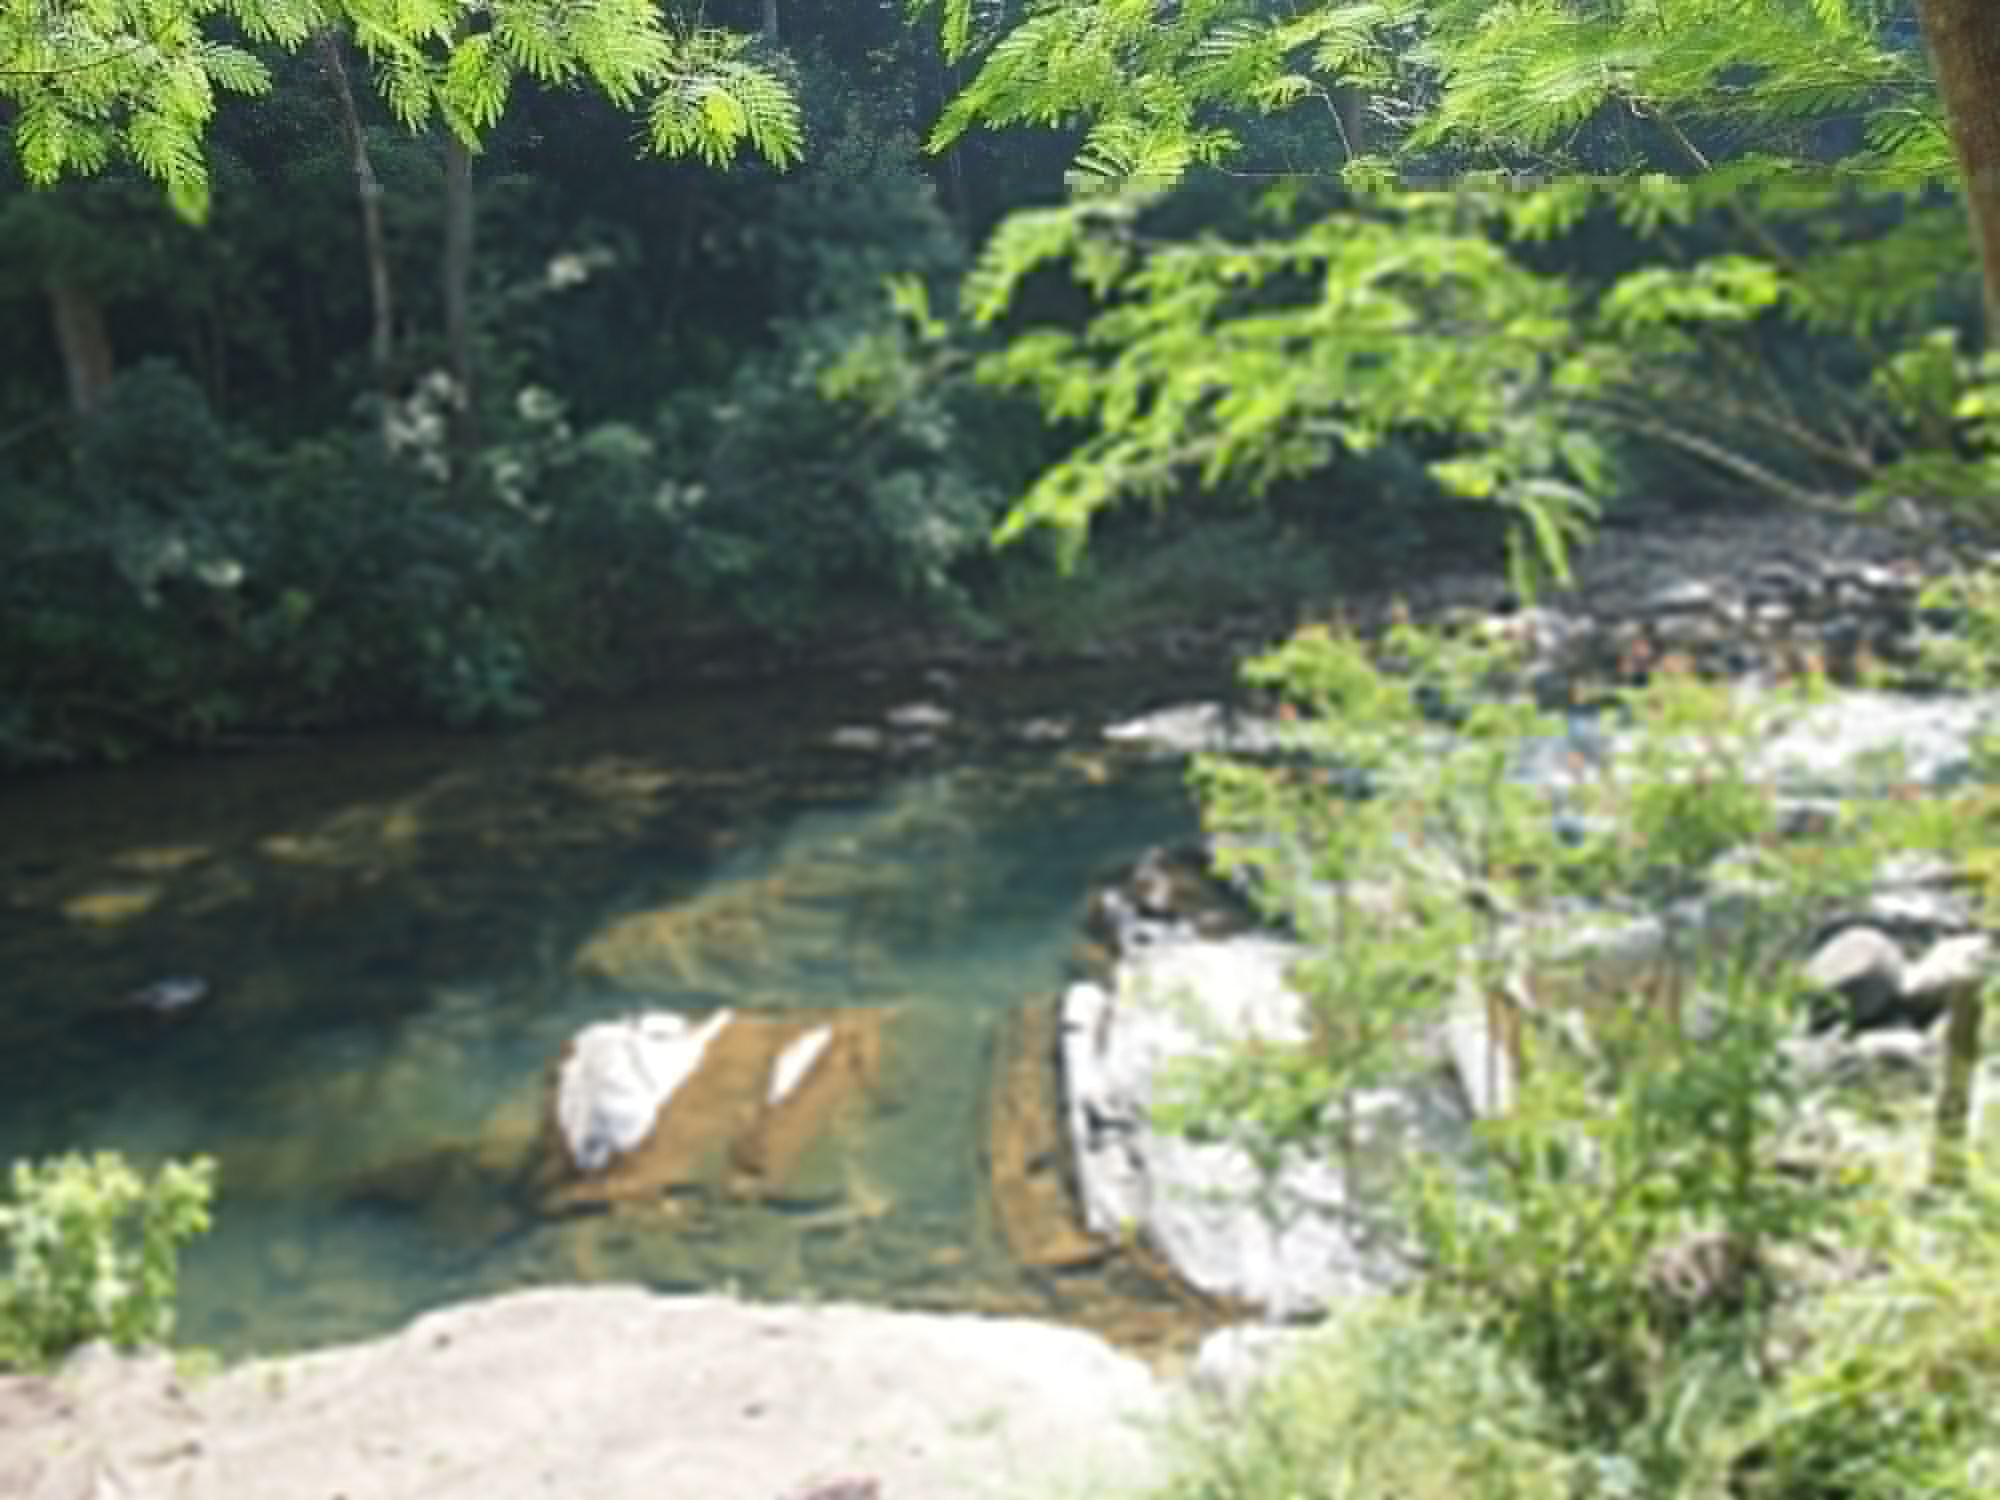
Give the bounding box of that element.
[0,662,1235,1361]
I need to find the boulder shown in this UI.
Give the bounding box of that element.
[1061,935,1470,1319]
[0,1289,1171,1500]
[1801,927,1906,1031]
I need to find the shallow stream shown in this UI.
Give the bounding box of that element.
[0,663,1234,1360]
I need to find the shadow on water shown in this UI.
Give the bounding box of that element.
[0,660,1249,1363]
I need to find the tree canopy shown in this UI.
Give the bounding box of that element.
[0,0,802,218]
[890,0,1996,576]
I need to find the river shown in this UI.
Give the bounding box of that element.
[0,659,1242,1361]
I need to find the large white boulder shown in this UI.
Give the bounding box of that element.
[1063,935,1471,1320]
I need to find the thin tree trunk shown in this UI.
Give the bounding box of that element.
[761,0,779,42]
[1931,980,1986,1190]
[442,131,478,467]
[45,276,116,417]
[1334,85,1368,161]
[1917,0,2000,342]
[318,32,395,408]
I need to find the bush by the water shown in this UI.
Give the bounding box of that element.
[0,1151,215,1372]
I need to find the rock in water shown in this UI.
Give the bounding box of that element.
[126,975,209,1014]
[557,1011,734,1173]
[767,1025,834,1106]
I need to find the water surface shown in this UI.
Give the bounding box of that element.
[1,665,1230,1359]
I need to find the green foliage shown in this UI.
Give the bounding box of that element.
[1726,1180,2000,1500]
[1149,1297,1576,1500]
[0,0,289,219]
[914,0,1992,563]
[0,31,1027,763]
[1,0,802,220]
[500,80,1010,642]
[983,514,1340,654]
[0,363,551,760]
[645,28,802,169]
[1144,614,1986,1495]
[327,65,1035,670]
[0,1151,215,1372]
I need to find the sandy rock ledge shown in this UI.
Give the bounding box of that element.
[0,1287,1172,1500]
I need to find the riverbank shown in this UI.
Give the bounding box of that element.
[0,1286,1177,1500]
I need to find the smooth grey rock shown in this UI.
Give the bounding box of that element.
[1441,984,1517,1120]
[1646,579,1719,613]
[1781,1027,1936,1095]
[1012,716,1071,743]
[1802,928,1905,1028]
[1062,936,1469,1318]
[1863,853,1982,935]
[0,1290,1171,1500]
[1902,934,1995,1007]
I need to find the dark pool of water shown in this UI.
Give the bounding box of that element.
[0,665,1224,1358]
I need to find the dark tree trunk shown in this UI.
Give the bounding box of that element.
[1917,0,2000,342]
[318,32,396,409]
[46,275,116,417]
[1334,86,1367,161]
[442,131,478,466]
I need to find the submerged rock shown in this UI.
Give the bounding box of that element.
[557,1010,735,1174]
[541,1007,890,1214]
[124,975,209,1015]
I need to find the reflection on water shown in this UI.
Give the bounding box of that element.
[0,666,1235,1361]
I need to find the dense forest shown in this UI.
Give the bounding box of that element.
[1,0,1996,770]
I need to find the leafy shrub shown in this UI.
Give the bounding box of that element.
[638,73,1007,637]
[0,363,554,764]
[0,1151,215,1372]
[1143,612,1987,1497]
[1153,1298,1575,1500]
[1726,1181,2000,1500]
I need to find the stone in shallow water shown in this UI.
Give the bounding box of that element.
[987,995,1112,1272]
[768,1025,834,1106]
[557,1010,735,1173]
[541,1008,890,1214]
[885,700,952,731]
[125,974,210,1014]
